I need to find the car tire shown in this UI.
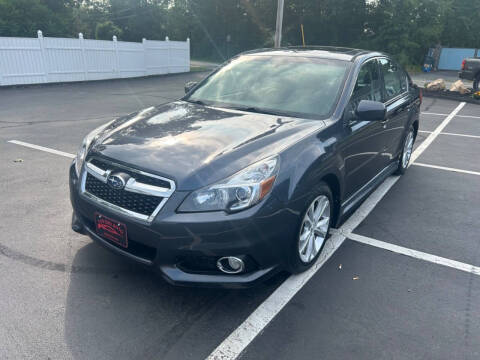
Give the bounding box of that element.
[395,125,415,175]
[288,182,333,274]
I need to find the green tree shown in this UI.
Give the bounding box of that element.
[72,0,110,39]
[107,0,169,42]
[441,0,480,48]
[0,0,73,37]
[364,0,450,65]
[2,0,480,65]
[281,0,367,47]
[95,20,122,40]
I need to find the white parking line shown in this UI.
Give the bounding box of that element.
[207,179,400,360]
[207,103,467,360]
[422,112,480,120]
[441,132,480,139]
[347,232,480,276]
[7,140,75,159]
[410,102,466,164]
[206,232,347,360]
[418,130,480,139]
[412,162,480,176]
[422,112,448,117]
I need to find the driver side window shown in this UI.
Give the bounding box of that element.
[345,59,382,124]
[351,59,383,106]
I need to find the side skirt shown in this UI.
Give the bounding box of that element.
[339,161,398,221]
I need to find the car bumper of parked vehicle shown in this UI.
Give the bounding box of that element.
[69,163,298,288]
[458,70,475,81]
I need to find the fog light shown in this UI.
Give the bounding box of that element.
[217,256,245,274]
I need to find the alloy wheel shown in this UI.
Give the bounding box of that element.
[402,130,414,168]
[298,195,330,263]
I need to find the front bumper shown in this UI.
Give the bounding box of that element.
[69,163,298,288]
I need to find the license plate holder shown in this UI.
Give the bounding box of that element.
[94,213,128,248]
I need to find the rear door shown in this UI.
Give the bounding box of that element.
[378,57,411,161]
[341,58,387,199]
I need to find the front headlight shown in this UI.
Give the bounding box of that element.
[74,121,114,177]
[178,156,279,213]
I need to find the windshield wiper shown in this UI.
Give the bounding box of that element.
[186,101,289,117]
[230,106,287,117]
[186,99,206,105]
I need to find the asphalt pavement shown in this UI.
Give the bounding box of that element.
[0,74,479,360]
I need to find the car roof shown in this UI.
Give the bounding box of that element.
[240,46,385,62]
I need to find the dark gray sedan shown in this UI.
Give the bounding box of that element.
[69,47,421,287]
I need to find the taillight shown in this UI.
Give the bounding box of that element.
[461,59,466,70]
[419,88,423,104]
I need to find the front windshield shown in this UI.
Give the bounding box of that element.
[185,55,350,119]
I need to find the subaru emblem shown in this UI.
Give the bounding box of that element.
[107,174,126,190]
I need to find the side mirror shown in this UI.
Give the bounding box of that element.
[355,100,386,121]
[185,81,198,94]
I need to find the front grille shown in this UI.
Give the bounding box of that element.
[89,158,171,188]
[82,157,175,222]
[85,174,163,216]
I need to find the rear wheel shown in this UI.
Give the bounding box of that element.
[288,182,332,273]
[395,125,415,175]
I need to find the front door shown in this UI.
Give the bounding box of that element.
[378,57,411,161]
[341,58,387,200]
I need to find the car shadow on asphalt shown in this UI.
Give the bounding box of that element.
[64,241,287,360]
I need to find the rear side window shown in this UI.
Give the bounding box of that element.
[379,58,407,101]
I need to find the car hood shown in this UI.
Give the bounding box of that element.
[90,101,325,190]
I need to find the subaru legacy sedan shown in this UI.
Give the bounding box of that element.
[69,47,420,287]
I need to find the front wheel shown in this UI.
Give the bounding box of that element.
[288,182,332,273]
[395,126,415,175]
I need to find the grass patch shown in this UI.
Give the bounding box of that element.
[404,64,422,74]
[190,66,213,72]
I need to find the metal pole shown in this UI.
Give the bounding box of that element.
[274,0,284,48]
[301,24,305,46]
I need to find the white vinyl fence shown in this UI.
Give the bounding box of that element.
[0,31,190,86]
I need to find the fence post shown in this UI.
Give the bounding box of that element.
[142,38,147,76]
[37,30,48,83]
[186,38,190,72]
[113,35,120,77]
[79,33,88,80]
[165,36,170,74]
